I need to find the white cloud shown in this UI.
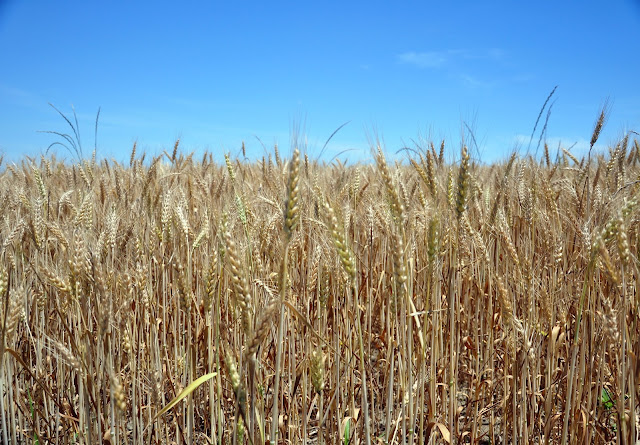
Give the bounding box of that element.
[487,48,506,60]
[397,48,507,71]
[460,74,494,89]
[397,51,448,68]
[0,83,47,111]
[512,134,609,159]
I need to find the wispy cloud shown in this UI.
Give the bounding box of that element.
[462,48,506,61]
[0,83,47,111]
[397,51,448,68]
[397,48,514,90]
[512,134,609,158]
[397,48,506,69]
[487,48,506,60]
[460,74,494,89]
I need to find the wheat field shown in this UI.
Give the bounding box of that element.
[1,120,639,444]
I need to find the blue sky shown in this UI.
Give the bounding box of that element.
[1,1,639,164]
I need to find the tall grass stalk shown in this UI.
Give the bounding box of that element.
[1,128,639,444]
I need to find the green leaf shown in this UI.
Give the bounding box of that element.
[341,417,353,445]
[343,421,350,445]
[602,388,614,410]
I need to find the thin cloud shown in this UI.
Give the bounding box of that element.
[398,48,506,69]
[513,134,608,158]
[397,51,448,68]
[460,48,506,61]
[0,83,47,111]
[487,48,506,60]
[460,74,494,89]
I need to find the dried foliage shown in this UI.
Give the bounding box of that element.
[1,133,640,444]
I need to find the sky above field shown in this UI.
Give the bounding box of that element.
[1,1,639,165]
